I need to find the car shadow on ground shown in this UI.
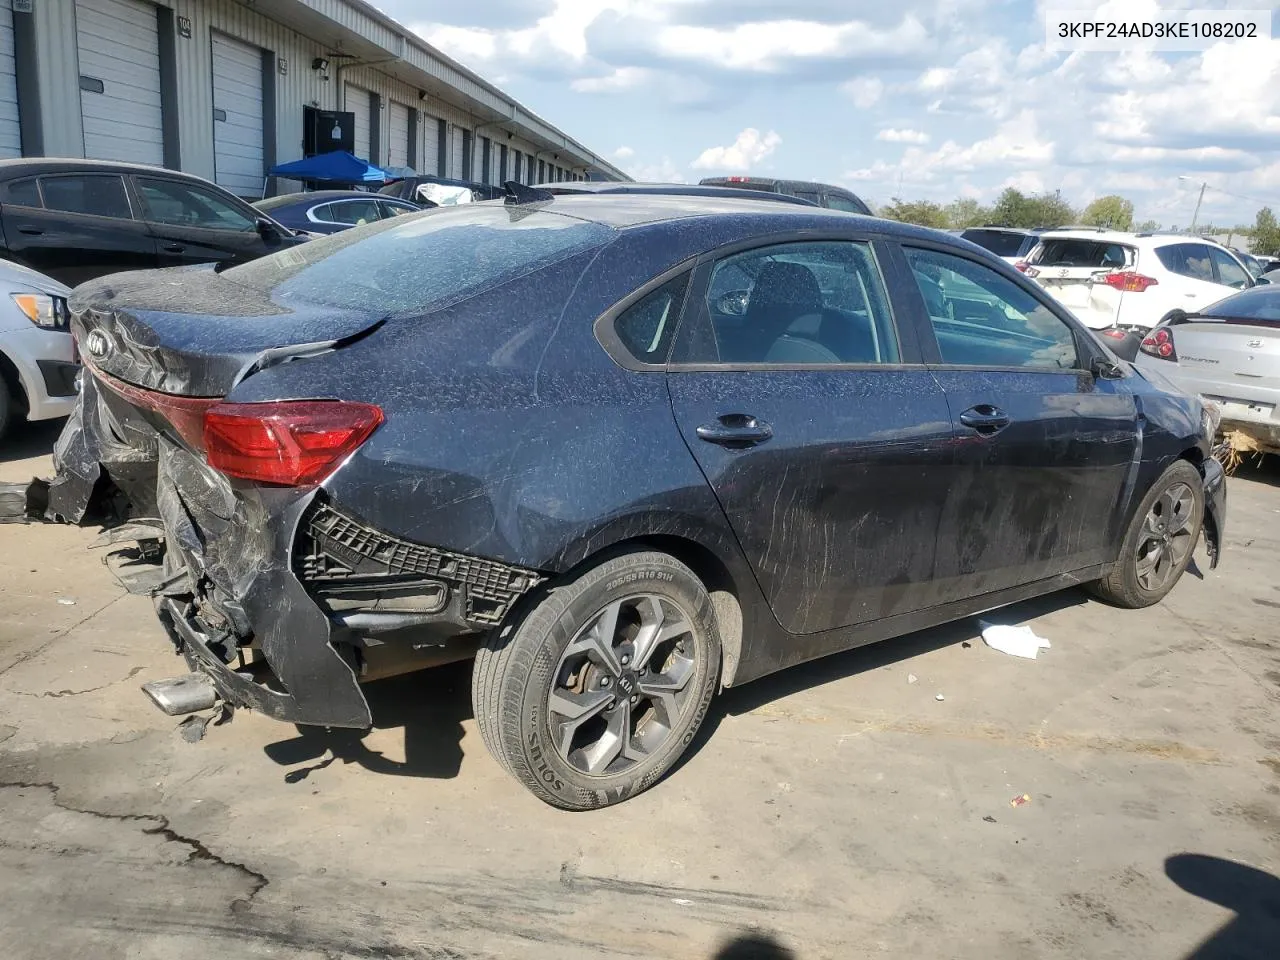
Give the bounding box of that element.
[262,591,1092,786]
[262,660,473,782]
[0,417,63,466]
[1165,854,1280,959]
[678,588,1091,776]
[709,932,796,959]
[1228,453,1280,488]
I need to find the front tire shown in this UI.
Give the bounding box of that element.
[472,550,721,810]
[1090,460,1204,608]
[0,376,13,442]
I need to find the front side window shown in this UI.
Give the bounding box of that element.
[905,246,1080,370]
[378,200,417,218]
[684,241,899,365]
[1208,247,1250,289]
[136,178,257,231]
[826,194,864,214]
[40,175,132,219]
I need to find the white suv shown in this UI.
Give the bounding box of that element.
[1020,229,1259,334]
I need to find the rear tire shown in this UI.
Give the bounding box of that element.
[1090,460,1204,609]
[472,550,721,810]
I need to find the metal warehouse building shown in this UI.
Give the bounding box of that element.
[0,0,627,197]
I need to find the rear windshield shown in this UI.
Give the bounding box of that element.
[253,194,303,211]
[960,230,1031,258]
[1200,288,1280,321]
[700,179,778,193]
[222,204,615,316]
[1029,238,1132,268]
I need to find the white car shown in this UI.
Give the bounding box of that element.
[0,258,75,440]
[1020,229,1259,334]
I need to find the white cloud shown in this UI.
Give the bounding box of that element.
[571,66,652,93]
[842,77,883,108]
[877,128,929,144]
[613,145,635,159]
[629,156,687,183]
[691,128,782,172]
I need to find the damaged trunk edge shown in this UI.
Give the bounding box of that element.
[0,283,549,727]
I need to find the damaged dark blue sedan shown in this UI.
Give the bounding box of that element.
[38,186,1225,809]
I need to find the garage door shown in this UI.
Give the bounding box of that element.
[76,0,163,165]
[211,33,264,197]
[420,112,440,175]
[347,84,371,160]
[0,2,19,158]
[387,101,409,169]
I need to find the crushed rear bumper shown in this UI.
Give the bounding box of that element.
[1200,456,1226,569]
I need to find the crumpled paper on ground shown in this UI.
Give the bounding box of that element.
[979,622,1051,660]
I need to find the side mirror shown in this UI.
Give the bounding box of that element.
[1091,354,1124,380]
[715,290,750,317]
[255,217,286,243]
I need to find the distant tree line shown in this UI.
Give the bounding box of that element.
[876,187,1280,256]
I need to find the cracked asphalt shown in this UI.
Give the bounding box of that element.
[2,418,1279,959]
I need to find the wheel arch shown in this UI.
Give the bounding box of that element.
[0,347,29,413]
[550,520,758,688]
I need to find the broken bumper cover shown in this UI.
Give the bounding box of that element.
[152,441,544,729]
[1200,456,1226,569]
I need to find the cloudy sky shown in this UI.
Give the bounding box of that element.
[372,0,1280,226]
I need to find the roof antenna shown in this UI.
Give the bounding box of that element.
[504,180,555,205]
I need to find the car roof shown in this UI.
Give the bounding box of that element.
[531,181,818,206]
[0,157,209,181]
[962,226,1042,235]
[1038,229,1239,251]
[509,193,946,239]
[256,189,396,208]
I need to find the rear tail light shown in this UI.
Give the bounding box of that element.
[204,400,384,486]
[1102,271,1158,293]
[89,364,217,450]
[1014,261,1029,272]
[1100,328,1129,341]
[1139,327,1178,361]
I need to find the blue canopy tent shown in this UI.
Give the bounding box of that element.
[266,151,393,192]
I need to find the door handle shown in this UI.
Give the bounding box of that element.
[959,404,1010,435]
[18,227,43,235]
[695,414,773,448]
[163,243,185,253]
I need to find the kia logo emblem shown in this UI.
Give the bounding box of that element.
[84,330,112,360]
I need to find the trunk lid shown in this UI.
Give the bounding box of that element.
[69,265,384,397]
[1025,237,1136,329]
[1169,318,1280,421]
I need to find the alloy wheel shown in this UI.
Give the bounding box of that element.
[1135,481,1195,591]
[547,594,697,776]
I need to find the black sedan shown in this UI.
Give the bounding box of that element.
[253,190,421,234]
[38,188,1225,809]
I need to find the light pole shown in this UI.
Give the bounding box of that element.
[1178,175,1209,232]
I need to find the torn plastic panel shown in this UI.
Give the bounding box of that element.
[147,442,548,729]
[1200,455,1226,570]
[294,500,546,630]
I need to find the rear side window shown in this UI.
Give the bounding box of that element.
[1029,238,1131,268]
[961,230,1028,258]
[792,189,822,205]
[1157,243,1216,282]
[681,240,900,365]
[321,199,382,226]
[4,178,41,207]
[40,175,132,219]
[224,204,615,317]
[610,274,690,365]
